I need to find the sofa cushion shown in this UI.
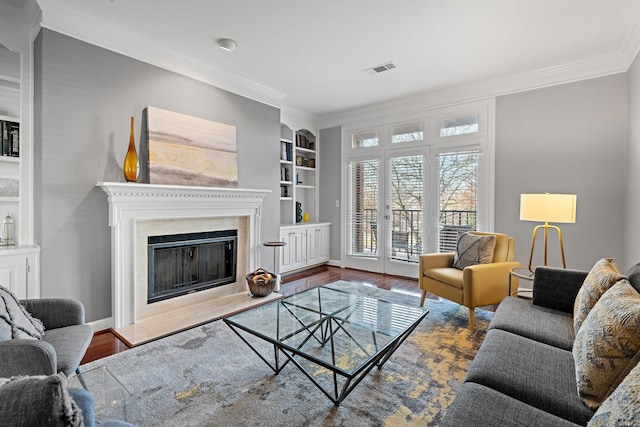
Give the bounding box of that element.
[453,232,496,270]
[573,280,640,410]
[488,296,575,350]
[0,284,45,340]
[0,373,84,427]
[466,329,594,425]
[42,324,93,376]
[587,359,640,426]
[442,382,582,427]
[573,258,625,334]
[625,262,640,294]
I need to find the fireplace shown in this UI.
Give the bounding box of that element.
[147,230,238,304]
[97,182,271,330]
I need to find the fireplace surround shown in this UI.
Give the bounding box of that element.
[98,182,271,330]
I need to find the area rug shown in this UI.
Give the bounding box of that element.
[81,281,492,426]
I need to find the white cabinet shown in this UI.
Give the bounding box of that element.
[279,223,330,274]
[0,245,40,299]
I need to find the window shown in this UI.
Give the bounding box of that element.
[391,123,424,144]
[347,159,379,256]
[352,131,379,148]
[437,151,479,251]
[440,115,479,137]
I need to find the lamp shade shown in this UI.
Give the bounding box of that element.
[520,193,577,223]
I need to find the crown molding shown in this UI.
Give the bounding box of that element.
[318,52,630,129]
[620,5,640,68]
[37,2,286,109]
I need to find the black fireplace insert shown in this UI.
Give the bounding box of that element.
[147,230,237,304]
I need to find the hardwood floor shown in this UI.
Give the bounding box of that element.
[81,266,426,364]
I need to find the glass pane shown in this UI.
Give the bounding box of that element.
[438,151,478,251]
[389,155,422,262]
[347,159,379,257]
[391,123,424,144]
[352,131,379,148]
[440,115,479,137]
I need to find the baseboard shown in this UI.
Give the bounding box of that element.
[87,317,114,332]
[327,259,343,268]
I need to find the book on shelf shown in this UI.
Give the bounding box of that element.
[295,133,315,150]
[281,140,293,161]
[280,165,290,182]
[0,120,19,157]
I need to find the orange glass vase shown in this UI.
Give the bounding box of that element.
[123,116,140,182]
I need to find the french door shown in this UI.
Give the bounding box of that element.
[345,148,425,277]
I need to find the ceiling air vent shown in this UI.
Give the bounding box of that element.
[364,61,396,75]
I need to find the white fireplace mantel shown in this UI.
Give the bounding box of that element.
[97,182,271,329]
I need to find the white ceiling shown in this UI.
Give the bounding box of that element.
[9,1,640,118]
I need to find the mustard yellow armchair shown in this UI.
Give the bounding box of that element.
[418,231,519,329]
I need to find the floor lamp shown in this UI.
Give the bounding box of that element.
[520,193,577,273]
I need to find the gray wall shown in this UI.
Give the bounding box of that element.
[34,29,281,322]
[626,53,640,270]
[318,126,341,261]
[495,73,628,271]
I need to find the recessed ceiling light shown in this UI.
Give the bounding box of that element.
[217,38,237,52]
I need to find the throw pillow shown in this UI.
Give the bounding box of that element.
[588,360,640,426]
[0,284,45,340]
[573,258,626,334]
[452,232,496,270]
[572,280,640,410]
[0,373,84,427]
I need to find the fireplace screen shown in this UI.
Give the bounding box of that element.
[147,230,237,304]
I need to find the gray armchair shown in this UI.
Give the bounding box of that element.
[0,298,93,377]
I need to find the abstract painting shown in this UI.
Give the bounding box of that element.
[146,106,238,187]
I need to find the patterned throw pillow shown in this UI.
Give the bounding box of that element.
[0,284,45,340]
[573,280,640,410]
[588,360,640,426]
[573,258,626,334]
[452,232,496,270]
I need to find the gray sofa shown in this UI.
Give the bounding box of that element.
[442,264,640,426]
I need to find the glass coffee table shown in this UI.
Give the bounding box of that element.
[224,285,429,406]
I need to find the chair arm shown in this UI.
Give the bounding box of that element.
[20,299,85,329]
[0,339,57,377]
[532,266,588,313]
[419,252,455,272]
[463,261,521,307]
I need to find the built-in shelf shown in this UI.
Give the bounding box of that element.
[296,146,315,154]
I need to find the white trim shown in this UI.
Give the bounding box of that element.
[87,317,113,333]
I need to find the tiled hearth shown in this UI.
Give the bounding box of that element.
[98,182,280,346]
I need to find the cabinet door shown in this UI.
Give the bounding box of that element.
[290,230,307,269]
[279,229,307,273]
[0,255,27,299]
[308,225,330,265]
[317,224,330,262]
